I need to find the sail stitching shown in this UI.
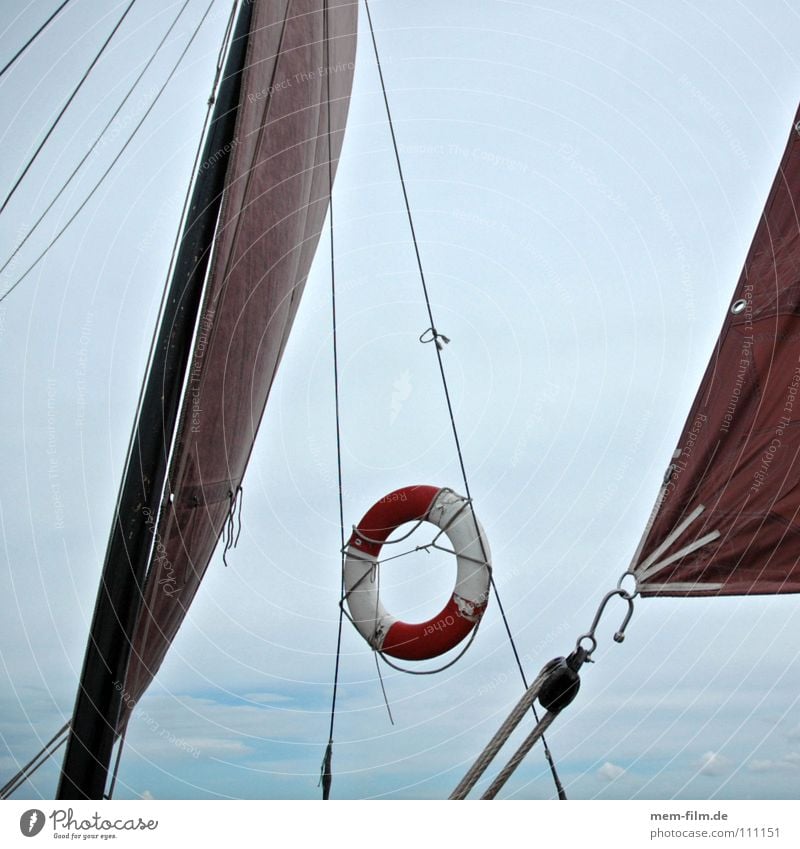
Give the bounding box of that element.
[636,530,722,584]
[632,502,721,585]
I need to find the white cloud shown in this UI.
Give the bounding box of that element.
[187,739,253,758]
[697,752,732,777]
[597,762,625,782]
[140,790,154,800]
[748,752,800,773]
[748,760,777,774]
[241,692,293,705]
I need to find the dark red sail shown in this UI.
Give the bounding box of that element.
[120,0,357,717]
[635,105,800,597]
[60,2,258,798]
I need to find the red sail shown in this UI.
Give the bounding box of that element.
[635,105,800,597]
[120,0,357,716]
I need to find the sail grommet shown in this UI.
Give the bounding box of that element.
[343,485,491,661]
[730,298,747,315]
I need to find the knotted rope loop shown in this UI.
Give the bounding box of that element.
[419,326,450,350]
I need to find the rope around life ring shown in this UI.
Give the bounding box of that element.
[343,485,491,661]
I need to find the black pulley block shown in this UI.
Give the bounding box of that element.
[538,654,581,712]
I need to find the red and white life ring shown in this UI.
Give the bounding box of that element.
[343,485,491,661]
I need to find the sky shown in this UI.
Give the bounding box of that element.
[1,0,800,802]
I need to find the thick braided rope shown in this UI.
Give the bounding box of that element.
[449,662,556,799]
[481,711,559,799]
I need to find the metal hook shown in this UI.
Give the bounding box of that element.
[575,589,635,657]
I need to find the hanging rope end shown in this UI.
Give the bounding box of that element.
[221,485,244,567]
[320,739,333,800]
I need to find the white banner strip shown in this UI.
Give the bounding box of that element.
[1,800,796,847]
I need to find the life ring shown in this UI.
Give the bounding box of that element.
[343,485,491,661]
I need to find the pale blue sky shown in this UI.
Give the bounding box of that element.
[1,0,800,801]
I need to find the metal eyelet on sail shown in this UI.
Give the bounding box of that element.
[343,485,491,661]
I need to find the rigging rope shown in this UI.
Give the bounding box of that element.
[480,710,559,800]
[0,0,194,282]
[105,730,127,800]
[0,0,74,81]
[321,0,347,802]
[0,0,137,218]
[450,585,635,798]
[362,0,567,800]
[0,0,218,305]
[0,721,69,799]
[449,666,551,800]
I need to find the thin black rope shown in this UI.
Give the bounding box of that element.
[105,729,127,799]
[0,0,137,217]
[0,0,218,305]
[363,0,567,800]
[0,0,74,81]
[0,0,193,280]
[0,721,69,799]
[373,652,395,724]
[321,0,347,802]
